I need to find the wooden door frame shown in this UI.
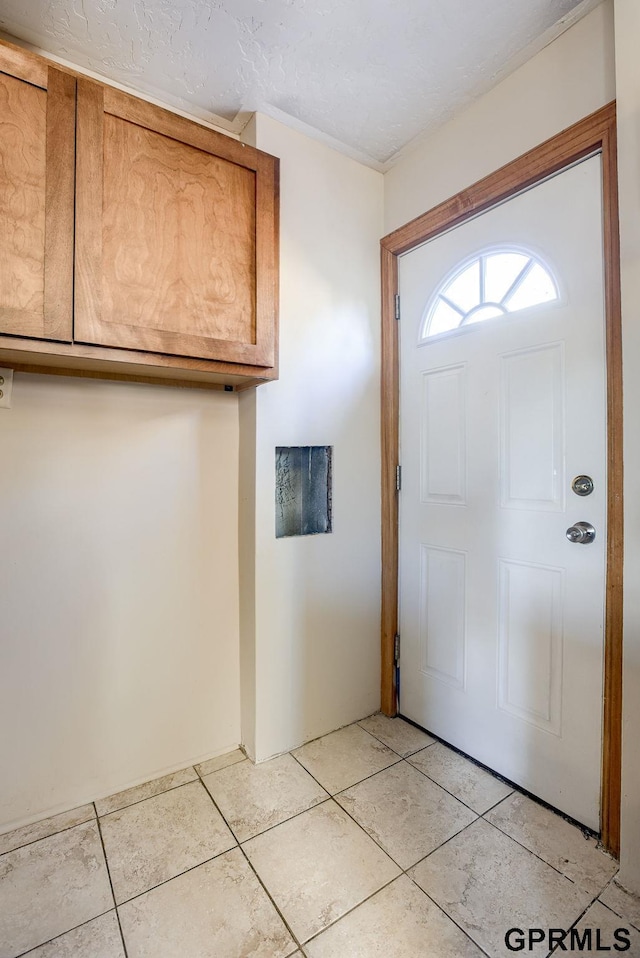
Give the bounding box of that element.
[380,102,623,855]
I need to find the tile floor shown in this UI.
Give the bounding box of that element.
[1,714,639,958]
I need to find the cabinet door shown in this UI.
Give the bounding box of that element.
[75,81,278,367]
[0,46,75,341]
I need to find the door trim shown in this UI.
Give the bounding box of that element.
[379,102,623,855]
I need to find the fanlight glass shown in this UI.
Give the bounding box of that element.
[422,249,559,340]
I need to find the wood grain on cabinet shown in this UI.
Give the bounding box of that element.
[0,47,75,342]
[75,80,278,368]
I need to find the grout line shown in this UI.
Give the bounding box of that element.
[355,720,437,760]
[0,812,97,858]
[196,760,331,845]
[13,908,116,958]
[195,756,248,780]
[110,846,238,908]
[238,796,333,843]
[478,815,608,887]
[289,748,403,800]
[327,794,408,867]
[96,771,200,819]
[94,805,129,958]
[596,876,640,932]
[239,845,304,953]
[545,885,606,956]
[404,877,494,958]
[480,791,516,816]
[405,813,481,872]
[403,755,502,817]
[354,722,410,758]
[193,762,303,953]
[597,897,640,931]
[287,713,383,752]
[300,873,400,947]
[599,872,621,898]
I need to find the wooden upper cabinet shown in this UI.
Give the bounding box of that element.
[0,47,75,342]
[75,81,278,368]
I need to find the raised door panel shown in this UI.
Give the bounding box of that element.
[75,81,278,368]
[0,47,75,342]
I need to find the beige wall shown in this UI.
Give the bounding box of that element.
[384,1,615,233]
[0,375,240,831]
[0,90,386,827]
[614,0,640,897]
[240,115,384,761]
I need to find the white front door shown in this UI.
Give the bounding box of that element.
[398,155,607,830]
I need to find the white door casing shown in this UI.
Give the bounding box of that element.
[398,156,607,830]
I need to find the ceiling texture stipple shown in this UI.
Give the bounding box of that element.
[0,0,596,166]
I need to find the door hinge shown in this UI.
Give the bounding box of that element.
[394,293,400,320]
[394,633,400,663]
[396,464,402,492]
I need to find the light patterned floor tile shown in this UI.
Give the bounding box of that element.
[292,725,399,794]
[95,767,197,817]
[599,878,640,931]
[358,713,435,757]
[5,719,631,958]
[23,911,124,957]
[409,742,512,813]
[305,875,484,958]
[243,800,401,943]
[486,792,618,895]
[202,753,328,842]
[335,762,476,868]
[99,780,235,903]
[562,900,640,955]
[118,847,296,958]
[0,805,95,856]
[410,819,592,958]
[0,821,113,958]
[195,749,246,777]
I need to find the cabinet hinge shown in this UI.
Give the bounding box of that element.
[394,293,400,321]
[396,464,402,492]
[394,633,400,663]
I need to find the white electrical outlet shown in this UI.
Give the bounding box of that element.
[0,367,14,409]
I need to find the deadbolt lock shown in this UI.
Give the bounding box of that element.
[572,475,594,496]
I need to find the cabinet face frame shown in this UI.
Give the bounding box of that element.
[0,48,75,343]
[75,80,279,368]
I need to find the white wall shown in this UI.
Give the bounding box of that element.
[240,115,384,761]
[0,374,240,831]
[614,0,640,897]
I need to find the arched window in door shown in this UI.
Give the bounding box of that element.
[421,248,559,340]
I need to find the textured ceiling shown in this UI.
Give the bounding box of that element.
[0,0,594,165]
